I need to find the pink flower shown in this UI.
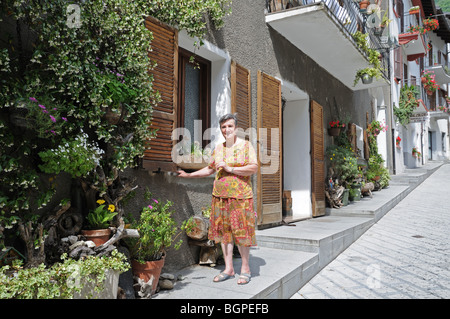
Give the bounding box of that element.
[62,117,67,121]
[153,199,158,203]
[29,97,37,102]
[39,104,46,109]
[148,205,153,209]
[49,115,56,123]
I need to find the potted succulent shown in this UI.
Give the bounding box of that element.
[81,199,117,246]
[126,198,193,295]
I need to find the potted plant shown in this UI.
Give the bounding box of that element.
[359,0,370,13]
[126,198,193,295]
[423,18,439,31]
[328,120,346,136]
[81,199,117,246]
[421,70,439,95]
[412,147,421,159]
[354,67,383,86]
[396,136,401,149]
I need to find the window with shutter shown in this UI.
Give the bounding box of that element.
[230,61,251,137]
[143,18,212,171]
[143,16,178,171]
[256,71,282,226]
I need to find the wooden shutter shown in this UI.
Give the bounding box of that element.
[394,47,403,82]
[310,101,325,217]
[256,71,282,226]
[143,16,178,171]
[230,61,251,134]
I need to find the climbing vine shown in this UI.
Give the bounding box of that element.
[0,0,230,264]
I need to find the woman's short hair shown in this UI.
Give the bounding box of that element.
[219,113,238,127]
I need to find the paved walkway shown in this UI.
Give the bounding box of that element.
[292,164,450,299]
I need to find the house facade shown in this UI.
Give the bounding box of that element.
[392,0,450,172]
[138,0,408,270]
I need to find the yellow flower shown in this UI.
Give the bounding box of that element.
[108,205,115,212]
[97,199,105,205]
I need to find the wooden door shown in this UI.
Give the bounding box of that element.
[310,100,325,217]
[143,16,178,172]
[256,71,282,226]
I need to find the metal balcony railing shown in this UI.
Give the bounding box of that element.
[266,0,390,81]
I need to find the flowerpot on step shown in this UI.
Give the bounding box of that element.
[81,228,111,246]
[132,256,165,296]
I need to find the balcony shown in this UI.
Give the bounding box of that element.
[265,0,390,91]
[398,12,428,61]
[425,64,450,91]
[398,31,427,61]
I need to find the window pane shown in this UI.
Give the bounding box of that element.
[184,62,200,142]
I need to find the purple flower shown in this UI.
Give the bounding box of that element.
[39,104,46,109]
[153,199,158,204]
[116,73,124,77]
[62,117,68,121]
[148,205,153,209]
[29,97,38,102]
[50,130,56,135]
[53,108,57,111]
[42,110,48,114]
[49,115,56,123]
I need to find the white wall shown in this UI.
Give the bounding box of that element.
[283,99,312,220]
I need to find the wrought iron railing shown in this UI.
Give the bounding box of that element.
[265,0,391,81]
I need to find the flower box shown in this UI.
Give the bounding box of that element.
[174,154,210,170]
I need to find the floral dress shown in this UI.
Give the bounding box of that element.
[207,140,258,247]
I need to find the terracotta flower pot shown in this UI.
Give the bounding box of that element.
[132,256,165,295]
[359,0,370,10]
[81,228,111,246]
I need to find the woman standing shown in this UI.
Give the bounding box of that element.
[177,113,258,285]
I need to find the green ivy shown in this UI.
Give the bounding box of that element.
[0,250,129,299]
[393,85,420,125]
[0,0,230,257]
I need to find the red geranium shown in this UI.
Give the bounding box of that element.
[329,120,345,128]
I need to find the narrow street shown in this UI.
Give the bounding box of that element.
[292,164,450,299]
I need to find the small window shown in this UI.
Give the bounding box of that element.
[178,48,211,149]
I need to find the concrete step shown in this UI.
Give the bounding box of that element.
[152,246,318,299]
[255,216,373,269]
[151,162,445,300]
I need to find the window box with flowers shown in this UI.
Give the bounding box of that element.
[328,120,346,137]
[409,6,420,15]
